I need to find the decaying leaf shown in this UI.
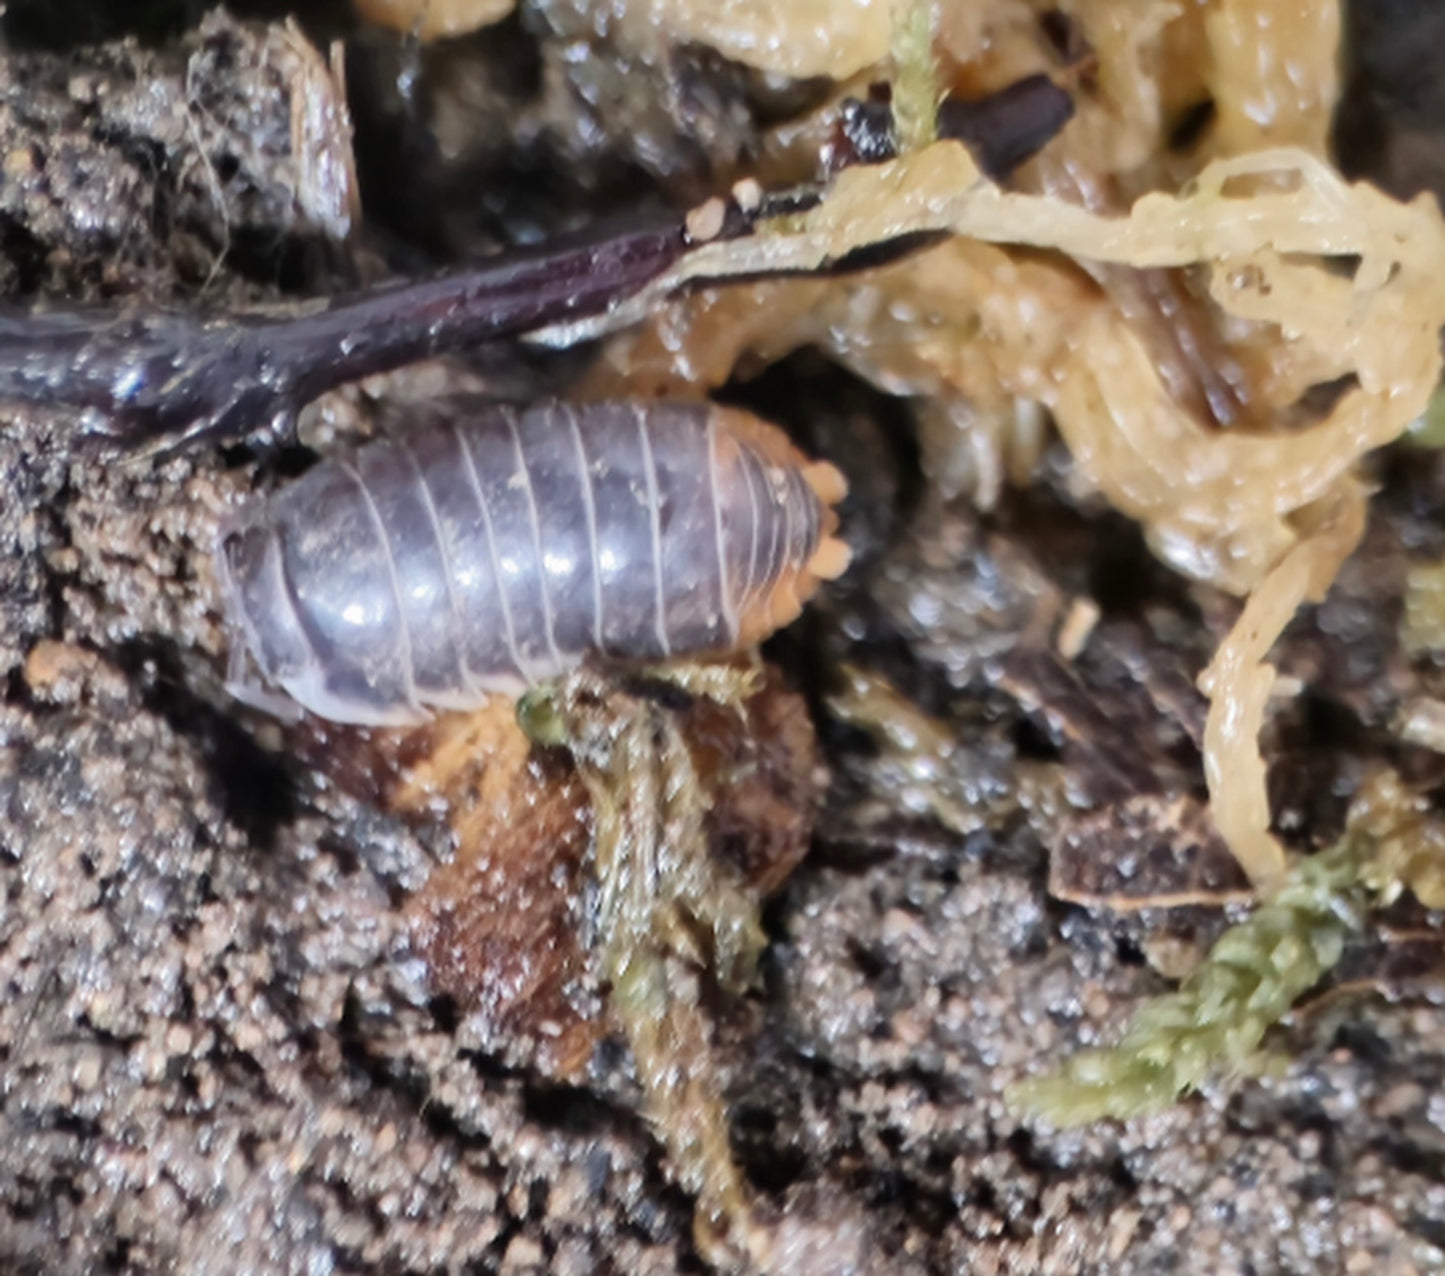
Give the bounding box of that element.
[1048,794,1252,912]
[398,701,601,1077]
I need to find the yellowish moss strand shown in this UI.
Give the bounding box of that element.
[890,0,939,154]
[1358,770,1445,909]
[533,667,769,1269]
[1402,559,1445,657]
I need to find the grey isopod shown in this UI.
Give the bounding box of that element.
[216,399,850,725]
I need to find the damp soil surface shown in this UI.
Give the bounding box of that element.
[0,7,1443,1275]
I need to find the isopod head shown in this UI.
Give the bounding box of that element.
[215,509,385,724]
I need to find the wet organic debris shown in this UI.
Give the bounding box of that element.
[3,1,1445,1274]
[564,0,1445,913]
[825,662,1016,841]
[0,11,359,300]
[1047,793,1251,913]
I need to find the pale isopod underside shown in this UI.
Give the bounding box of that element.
[217,399,849,725]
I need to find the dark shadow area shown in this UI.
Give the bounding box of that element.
[1335,0,1445,202]
[112,637,298,852]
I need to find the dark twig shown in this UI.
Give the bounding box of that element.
[0,219,692,452]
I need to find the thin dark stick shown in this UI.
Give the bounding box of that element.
[0,219,691,451]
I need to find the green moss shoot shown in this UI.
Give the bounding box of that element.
[1011,830,1369,1125]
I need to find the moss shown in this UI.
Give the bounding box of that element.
[1402,559,1445,657]
[1012,771,1445,1126]
[520,666,770,1268]
[890,0,940,154]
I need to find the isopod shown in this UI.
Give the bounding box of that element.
[217,399,850,725]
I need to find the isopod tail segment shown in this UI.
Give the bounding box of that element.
[710,407,851,649]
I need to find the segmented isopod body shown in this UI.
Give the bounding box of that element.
[217,399,850,725]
